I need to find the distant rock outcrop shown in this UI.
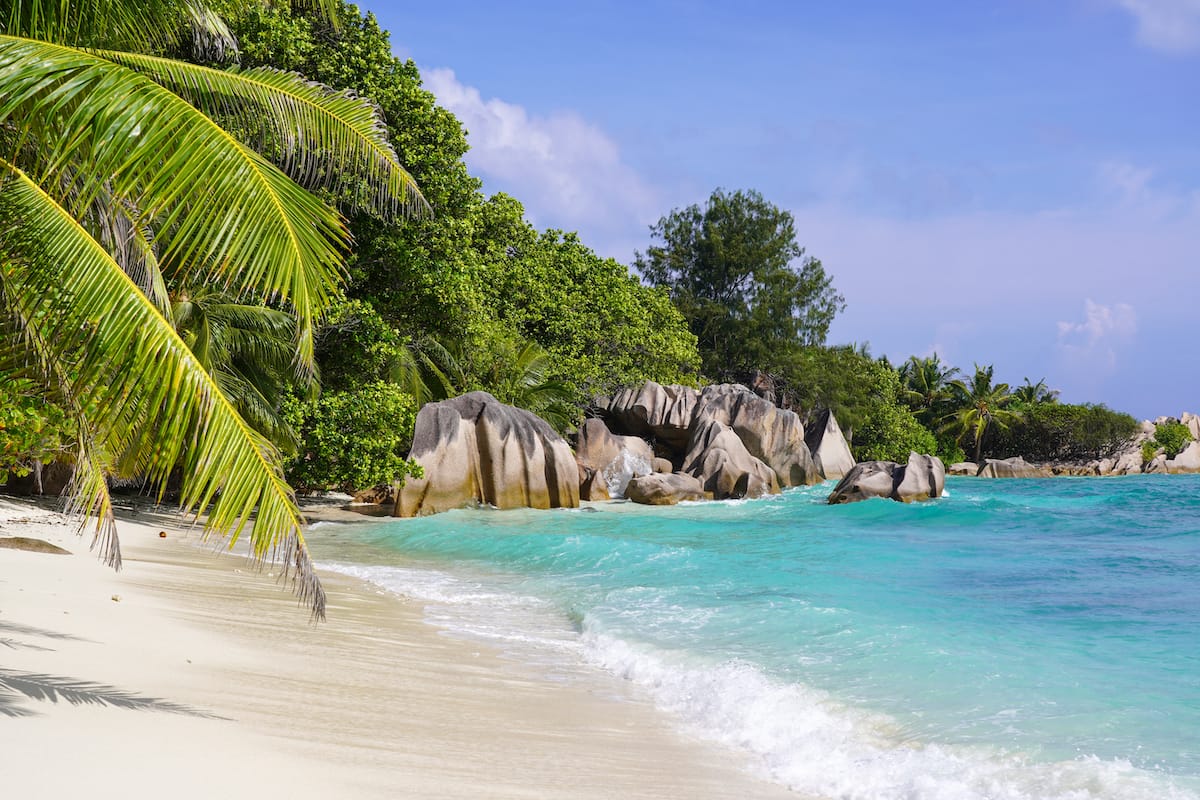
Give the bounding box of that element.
[694,384,820,487]
[827,453,945,504]
[977,457,1050,478]
[1167,441,1200,474]
[597,381,842,489]
[598,382,699,451]
[394,392,580,517]
[947,461,977,476]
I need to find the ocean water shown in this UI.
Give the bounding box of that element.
[315,475,1200,800]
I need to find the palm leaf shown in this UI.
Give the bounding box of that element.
[0,34,351,378]
[0,158,326,617]
[0,0,185,49]
[96,50,429,217]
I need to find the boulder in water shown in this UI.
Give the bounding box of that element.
[1167,441,1200,474]
[624,472,705,505]
[827,453,945,504]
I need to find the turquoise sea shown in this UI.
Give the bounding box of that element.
[316,475,1200,799]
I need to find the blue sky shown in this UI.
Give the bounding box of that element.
[367,1,1198,419]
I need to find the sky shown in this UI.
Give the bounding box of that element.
[366,1,1199,419]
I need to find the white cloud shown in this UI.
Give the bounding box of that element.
[423,68,660,250]
[1060,299,1132,352]
[1114,0,1200,53]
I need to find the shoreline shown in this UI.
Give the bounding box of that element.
[0,497,796,799]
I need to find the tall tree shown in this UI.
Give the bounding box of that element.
[635,188,843,380]
[944,364,1022,464]
[0,0,424,617]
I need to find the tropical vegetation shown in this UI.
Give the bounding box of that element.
[0,0,428,616]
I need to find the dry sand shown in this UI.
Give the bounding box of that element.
[0,497,796,799]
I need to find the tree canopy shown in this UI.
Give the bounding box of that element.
[635,188,843,380]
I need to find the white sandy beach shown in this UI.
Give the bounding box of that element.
[0,497,797,799]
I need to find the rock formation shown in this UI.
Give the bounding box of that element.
[682,418,779,500]
[598,382,699,451]
[827,452,945,504]
[977,457,1050,478]
[574,418,654,500]
[623,472,705,505]
[1167,441,1200,474]
[803,408,856,481]
[947,461,977,476]
[394,392,580,517]
[597,381,842,488]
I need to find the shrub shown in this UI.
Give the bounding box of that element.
[1148,421,1193,460]
[991,403,1137,461]
[0,377,73,486]
[283,382,422,493]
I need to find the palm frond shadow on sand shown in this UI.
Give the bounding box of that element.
[0,669,228,720]
[0,620,90,642]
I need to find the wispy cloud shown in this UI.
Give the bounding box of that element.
[1056,299,1138,372]
[1113,0,1200,54]
[423,68,660,253]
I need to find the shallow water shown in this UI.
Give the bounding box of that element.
[316,475,1200,799]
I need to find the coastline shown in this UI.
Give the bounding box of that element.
[0,497,795,799]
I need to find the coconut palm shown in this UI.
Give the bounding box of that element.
[171,286,306,452]
[897,353,960,428]
[1011,377,1060,407]
[393,335,579,431]
[943,364,1022,464]
[0,0,426,617]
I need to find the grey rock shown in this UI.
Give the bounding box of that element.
[395,392,579,517]
[624,472,705,505]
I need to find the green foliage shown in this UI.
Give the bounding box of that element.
[897,354,960,429]
[0,376,73,482]
[232,6,701,414]
[943,364,1022,464]
[283,382,421,493]
[636,188,843,380]
[854,395,940,463]
[313,298,407,391]
[773,345,945,463]
[475,198,700,399]
[1011,377,1060,407]
[1150,421,1193,459]
[991,403,1138,461]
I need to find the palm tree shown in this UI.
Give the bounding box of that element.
[943,364,1022,464]
[0,1,426,617]
[1011,377,1060,407]
[393,335,579,431]
[172,286,306,452]
[898,353,960,428]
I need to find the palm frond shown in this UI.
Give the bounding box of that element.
[0,158,325,617]
[96,50,429,218]
[0,34,351,378]
[0,0,186,49]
